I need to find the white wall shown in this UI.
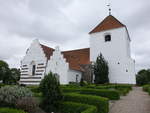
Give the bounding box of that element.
[68,69,82,83]
[20,39,47,85]
[90,27,136,84]
[46,47,69,84]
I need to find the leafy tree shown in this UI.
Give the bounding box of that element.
[93,53,109,84]
[0,60,10,83]
[0,60,20,84]
[136,69,150,86]
[10,68,20,84]
[39,72,62,112]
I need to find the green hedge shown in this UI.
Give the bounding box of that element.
[62,87,120,100]
[143,85,150,92]
[0,108,27,113]
[79,89,120,100]
[63,93,109,113]
[27,86,40,93]
[59,102,97,113]
[0,83,5,88]
[85,84,132,90]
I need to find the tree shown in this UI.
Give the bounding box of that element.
[10,68,20,84]
[136,69,150,86]
[0,60,10,83]
[93,53,109,84]
[39,72,62,112]
[0,60,20,84]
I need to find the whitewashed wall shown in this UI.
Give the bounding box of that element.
[46,47,69,84]
[68,69,82,83]
[90,27,136,84]
[20,39,47,85]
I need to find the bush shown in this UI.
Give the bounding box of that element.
[93,53,109,84]
[0,83,5,88]
[16,97,38,113]
[27,86,40,93]
[143,85,150,92]
[0,108,27,113]
[80,89,120,100]
[136,69,150,86]
[62,87,120,100]
[39,72,62,112]
[59,101,97,113]
[63,93,109,113]
[0,85,32,107]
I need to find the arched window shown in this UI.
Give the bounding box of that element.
[105,34,111,42]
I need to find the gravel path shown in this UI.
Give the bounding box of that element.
[109,87,150,113]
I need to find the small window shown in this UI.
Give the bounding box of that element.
[118,62,120,64]
[32,65,36,76]
[126,69,128,72]
[105,35,111,42]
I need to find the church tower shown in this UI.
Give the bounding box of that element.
[89,15,136,84]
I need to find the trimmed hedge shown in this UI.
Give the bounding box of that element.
[0,108,27,113]
[143,85,150,92]
[62,88,120,100]
[85,84,132,90]
[27,86,40,93]
[63,93,109,113]
[59,102,97,113]
[79,89,120,100]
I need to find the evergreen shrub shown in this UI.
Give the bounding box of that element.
[39,72,62,112]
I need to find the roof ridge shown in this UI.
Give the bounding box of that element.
[89,15,125,34]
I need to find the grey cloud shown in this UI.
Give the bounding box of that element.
[0,0,150,72]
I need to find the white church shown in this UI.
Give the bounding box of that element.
[20,15,136,85]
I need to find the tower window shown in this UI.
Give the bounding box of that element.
[32,65,36,76]
[105,35,111,42]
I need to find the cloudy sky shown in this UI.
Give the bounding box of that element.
[0,0,150,72]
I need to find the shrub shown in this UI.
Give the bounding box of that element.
[27,86,40,93]
[62,87,120,100]
[0,83,5,88]
[80,89,120,100]
[136,69,150,86]
[63,93,109,113]
[143,85,150,92]
[0,85,32,107]
[59,101,97,113]
[39,72,62,112]
[0,108,27,113]
[16,97,38,113]
[93,53,109,84]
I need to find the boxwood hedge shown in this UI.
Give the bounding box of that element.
[0,108,27,113]
[62,88,120,100]
[63,93,109,113]
[79,89,120,100]
[59,101,97,113]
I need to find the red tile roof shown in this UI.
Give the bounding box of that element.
[40,44,54,60]
[62,48,90,71]
[40,44,90,71]
[89,15,125,34]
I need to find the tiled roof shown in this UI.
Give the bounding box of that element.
[62,48,90,71]
[40,43,90,71]
[89,15,125,34]
[40,44,54,60]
